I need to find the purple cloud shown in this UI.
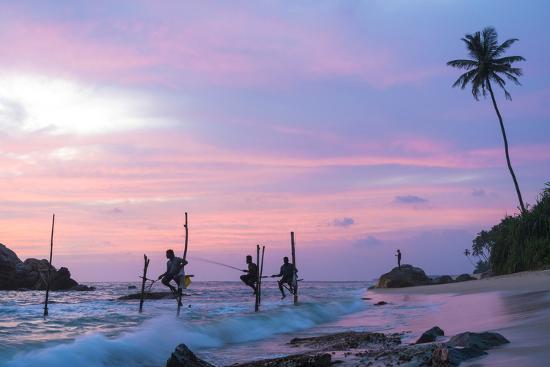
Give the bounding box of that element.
[394,195,428,204]
[353,235,382,247]
[332,217,355,228]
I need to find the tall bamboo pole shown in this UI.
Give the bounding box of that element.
[177,212,189,317]
[255,245,260,312]
[258,245,265,305]
[291,232,298,305]
[43,214,55,317]
[139,254,150,313]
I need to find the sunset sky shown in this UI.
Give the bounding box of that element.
[1,0,549,281]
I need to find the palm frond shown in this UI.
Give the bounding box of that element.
[493,38,519,58]
[452,69,477,89]
[494,55,526,64]
[482,27,498,55]
[503,71,522,85]
[490,74,512,100]
[463,34,482,60]
[447,59,478,69]
[470,73,487,101]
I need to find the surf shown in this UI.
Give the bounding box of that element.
[3,294,366,367]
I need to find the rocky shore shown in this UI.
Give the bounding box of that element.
[376,264,478,289]
[0,243,94,291]
[166,329,509,367]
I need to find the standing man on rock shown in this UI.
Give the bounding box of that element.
[395,249,402,269]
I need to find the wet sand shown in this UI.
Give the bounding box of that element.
[370,269,550,366]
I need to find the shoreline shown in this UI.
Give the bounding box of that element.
[203,270,550,366]
[366,269,550,366]
[371,269,550,295]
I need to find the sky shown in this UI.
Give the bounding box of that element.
[0,0,549,281]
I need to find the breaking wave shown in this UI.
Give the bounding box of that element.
[3,297,365,367]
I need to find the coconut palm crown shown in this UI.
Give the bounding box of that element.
[447,27,525,101]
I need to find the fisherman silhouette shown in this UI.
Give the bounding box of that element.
[157,249,187,304]
[240,255,259,294]
[271,256,297,299]
[395,249,402,269]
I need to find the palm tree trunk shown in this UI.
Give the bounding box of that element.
[486,79,527,213]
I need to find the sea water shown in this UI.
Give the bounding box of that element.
[0,281,439,367]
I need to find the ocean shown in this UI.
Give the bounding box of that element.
[0,281,440,367]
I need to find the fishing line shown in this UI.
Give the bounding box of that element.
[191,257,244,272]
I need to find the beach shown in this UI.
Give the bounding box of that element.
[2,270,550,366]
[370,269,550,366]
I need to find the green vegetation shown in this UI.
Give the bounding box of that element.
[447,27,527,213]
[472,183,550,275]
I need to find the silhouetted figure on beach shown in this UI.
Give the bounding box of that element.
[158,249,187,301]
[396,249,402,269]
[240,255,258,294]
[271,256,297,299]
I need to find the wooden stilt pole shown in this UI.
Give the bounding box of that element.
[139,254,150,313]
[255,244,260,312]
[258,245,265,305]
[177,212,189,317]
[291,231,298,305]
[44,214,55,318]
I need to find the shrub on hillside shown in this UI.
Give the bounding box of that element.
[473,183,550,275]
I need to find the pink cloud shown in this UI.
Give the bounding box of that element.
[0,5,437,88]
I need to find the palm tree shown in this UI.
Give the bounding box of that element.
[448,27,526,213]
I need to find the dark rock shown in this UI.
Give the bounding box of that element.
[430,332,508,366]
[367,285,375,290]
[448,331,509,351]
[374,301,388,306]
[289,331,401,351]
[0,244,84,291]
[455,274,476,282]
[232,353,332,367]
[128,285,137,289]
[50,267,78,290]
[431,345,486,366]
[0,243,22,290]
[415,326,444,344]
[431,275,454,285]
[166,344,214,367]
[376,264,430,288]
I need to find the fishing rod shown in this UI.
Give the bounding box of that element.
[192,257,245,272]
[192,257,269,278]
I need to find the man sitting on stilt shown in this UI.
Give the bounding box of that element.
[271,256,297,299]
[240,255,258,295]
[157,249,187,305]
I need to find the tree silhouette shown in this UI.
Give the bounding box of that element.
[448,27,526,213]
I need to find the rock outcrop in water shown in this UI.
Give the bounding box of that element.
[0,243,93,291]
[167,344,215,367]
[166,329,509,367]
[376,264,431,288]
[376,265,479,288]
[416,326,445,344]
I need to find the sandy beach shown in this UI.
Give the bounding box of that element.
[370,270,550,366]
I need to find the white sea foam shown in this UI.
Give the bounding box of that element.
[3,298,365,367]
